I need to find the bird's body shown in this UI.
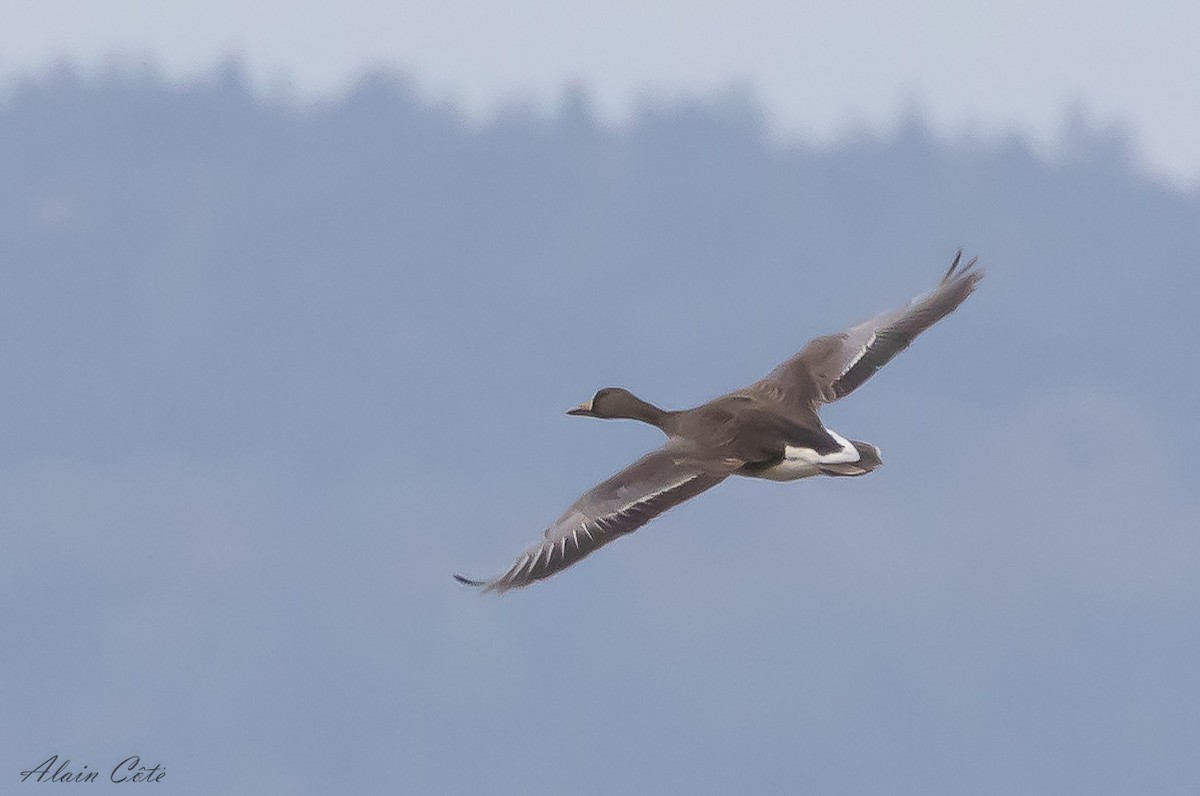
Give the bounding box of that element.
[456,252,983,593]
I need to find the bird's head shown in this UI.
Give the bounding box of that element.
[566,387,641,419]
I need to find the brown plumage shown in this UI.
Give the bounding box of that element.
[455,251,983,593]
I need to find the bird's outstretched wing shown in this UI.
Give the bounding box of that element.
[761,250,984,406]
[454,442,737,594]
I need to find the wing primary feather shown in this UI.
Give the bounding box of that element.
[457,446,734,593]
[763,251,984,405]
[942,249,962,281]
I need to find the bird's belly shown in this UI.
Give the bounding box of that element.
[745,445,826,482]
[749,457,823,482]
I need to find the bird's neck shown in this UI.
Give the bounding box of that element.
[618,395,671,430]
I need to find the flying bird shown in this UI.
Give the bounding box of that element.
[455,252,984,593]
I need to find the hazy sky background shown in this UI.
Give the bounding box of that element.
[3,0,1200,185]
[3,4,1199,795]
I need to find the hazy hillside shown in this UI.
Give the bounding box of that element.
[3,64,1198,795]
[3,65,1196,467]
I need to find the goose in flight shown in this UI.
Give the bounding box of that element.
[455,252,984,593]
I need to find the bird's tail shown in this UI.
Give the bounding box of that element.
[817,441,882,476]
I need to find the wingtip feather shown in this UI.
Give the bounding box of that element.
[941,250,984,288]
[942,249,963,281]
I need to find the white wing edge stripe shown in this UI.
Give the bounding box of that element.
[525,548,542,577]
[837,332,876,382]
[508,554,530,582]
[560,473,698,545]
[614,474,698,515]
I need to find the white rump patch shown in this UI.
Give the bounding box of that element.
[751,428,861,482]
[807,428,861,465]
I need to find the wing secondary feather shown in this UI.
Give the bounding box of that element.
[455,443,734,593]
[761,250,983,406]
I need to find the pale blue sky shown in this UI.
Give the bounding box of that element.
[3,6,1200,794]
[2,0,1199,184]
